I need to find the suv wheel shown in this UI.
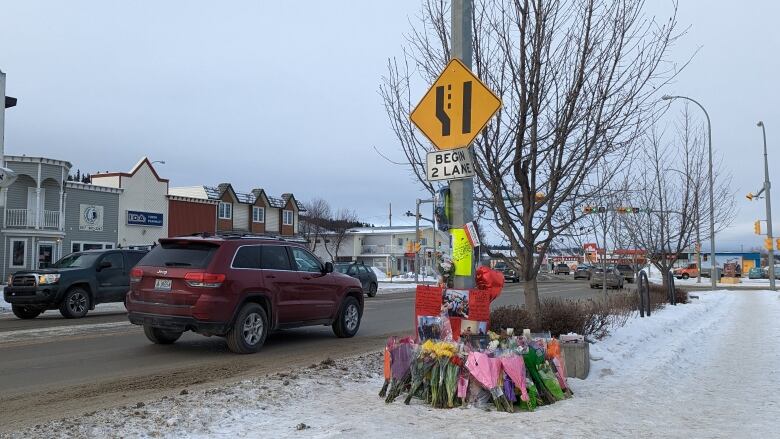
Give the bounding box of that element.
[12,305,43,320]
[332,296,361,338]
[681,273,689,280]
[226,303,268,354]
[59,287,91,319]
[143,325,183,344]
[367,283,377,298]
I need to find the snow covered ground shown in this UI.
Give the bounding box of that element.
[6,290,779,438]
[0,286,9,312]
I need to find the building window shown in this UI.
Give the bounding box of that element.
[219,202,232,220]
[282,209,293,226]
[71,242,114,254]
[253,206,265,223]
[420,238,428,246]
[398,238,404,246]
[10,239,27,268]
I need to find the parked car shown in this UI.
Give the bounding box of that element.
[748,266,765,279]
[673,263,699,280]
[125,236,364,354]
[334,262,378,297]
[554,263,571,275]
[573,265,593,280]
[763,265,780,278]
[589,267,624,289]
[4,249,147,320]
[493,262,520,283]
[615,264,635,283]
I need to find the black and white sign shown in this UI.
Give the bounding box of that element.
[127,210,164,227]
[79,204,104,231]
[426,147,475,182]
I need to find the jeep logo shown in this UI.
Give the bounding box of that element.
[157,270,168,275]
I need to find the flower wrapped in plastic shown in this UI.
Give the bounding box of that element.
[378,337,395,397]
[404,340,437,404]
[384,340,416,403]
[465,352,513,412]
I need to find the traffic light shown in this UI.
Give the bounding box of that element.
[616,207,625,214]
[765,238,774,251]
[746,193,755,201]
[583,206,593,214]
[754,220,762,235]
[597,206,606,213]
[414,242,421,253]
[777,238,780,251]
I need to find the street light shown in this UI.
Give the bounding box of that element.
[756,121,775,290]
[662,94,717,287]
[151,160,166,165]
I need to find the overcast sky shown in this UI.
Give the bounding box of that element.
[2,1,778,251]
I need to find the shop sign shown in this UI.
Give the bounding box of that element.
[127,210,164,227]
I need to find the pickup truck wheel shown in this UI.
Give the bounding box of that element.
[332,296,361,338]
[12,305,43,320]
[59,287,90,319]
[143,325,182,344]
[226,303,268,354]
[367,283,377,298]
[682,273,690,280]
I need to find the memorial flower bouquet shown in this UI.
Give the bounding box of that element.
[437,256,455,288]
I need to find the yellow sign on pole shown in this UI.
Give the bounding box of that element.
[410,58,501,150]
[451,228,473,276]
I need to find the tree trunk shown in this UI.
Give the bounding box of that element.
[523,277,541,325]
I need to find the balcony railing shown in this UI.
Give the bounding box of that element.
[5,209,60,229]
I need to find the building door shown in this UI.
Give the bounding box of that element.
[38,241,55,269]
[27,188,44,227]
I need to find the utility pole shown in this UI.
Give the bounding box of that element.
[1,69,6,164]
[450,0,475,290]
[758,121,775,290]
[414,198,421,283]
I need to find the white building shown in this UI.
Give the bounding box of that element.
[90,157,169,248]
[311,226,451,276]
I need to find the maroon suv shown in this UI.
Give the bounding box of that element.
[125,236,364,354]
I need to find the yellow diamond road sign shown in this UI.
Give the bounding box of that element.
[410,58,501,150]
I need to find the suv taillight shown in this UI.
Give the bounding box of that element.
[184,272,226,288]
[130,268,143,283]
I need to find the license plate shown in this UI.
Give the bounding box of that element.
[154,279,172,291]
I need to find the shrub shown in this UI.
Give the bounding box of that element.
[489,286,687,341]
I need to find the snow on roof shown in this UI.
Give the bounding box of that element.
[342,226,435,235]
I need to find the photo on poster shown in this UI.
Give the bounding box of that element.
[459,319,488,336]
[417,316,443,340]
[442,289,469,318]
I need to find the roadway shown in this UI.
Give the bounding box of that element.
[0,279,603,431]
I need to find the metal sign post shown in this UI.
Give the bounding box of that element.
[409,0,501,290]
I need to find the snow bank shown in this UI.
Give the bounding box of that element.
[8,291,779,438]
[370,266,387,280]
[0,286,9,312]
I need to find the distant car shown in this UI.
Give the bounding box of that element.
[589,267,624,289]
[615,264,635,283]
[4,249,148,319]
[748,266,764,279]
[334,263,378,297]
[554,263,571,275]
[763,265,780,279]
[493,262,520,283]
[573,265,593,280]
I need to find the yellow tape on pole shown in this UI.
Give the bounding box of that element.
[451,228,473,276]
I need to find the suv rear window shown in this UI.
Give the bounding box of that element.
[138,242,218,268]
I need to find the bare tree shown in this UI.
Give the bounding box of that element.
[381,0,685,318]
[300,198,332,252]
[323,208,360,262]
[621,107,735,287]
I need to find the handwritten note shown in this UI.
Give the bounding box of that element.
[451,228,473,276]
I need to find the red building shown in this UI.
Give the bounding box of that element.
[167,195,218,237]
